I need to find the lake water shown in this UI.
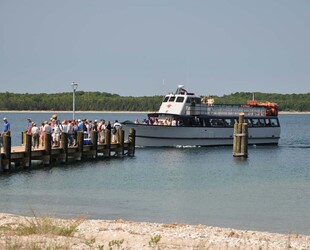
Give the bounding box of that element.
[0,112,310,235]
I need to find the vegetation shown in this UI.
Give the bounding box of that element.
[149,235,162,249]
[0,215,84,249]
[0,91,309,112]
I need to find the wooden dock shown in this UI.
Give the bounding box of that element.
[0,128,136,172]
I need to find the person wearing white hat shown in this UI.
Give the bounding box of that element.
[2,117,11,136]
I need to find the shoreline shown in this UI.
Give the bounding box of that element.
[0,213,309,249]
[0,110,148,114]
[0,110,309,114]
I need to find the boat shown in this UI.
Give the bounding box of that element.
[121,85,280,147]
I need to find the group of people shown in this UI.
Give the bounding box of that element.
[2,116,123,148]
[135,117,184,126]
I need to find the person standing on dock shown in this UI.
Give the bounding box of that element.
[39,122,45,147]
[31,123,40,149]
[52,120,62,147]
[112,120,122,143]
[66,120,74,146]
[98,119,106,143]
[27,118,32,135]
[2,118,11,136]
[43,121,52,146]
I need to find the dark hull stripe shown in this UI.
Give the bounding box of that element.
[136,135,280,140]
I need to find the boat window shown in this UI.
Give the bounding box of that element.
[224,118,234,127]
[265,119,271,126]
[168,96,176,102]
[209,118,225,127]
[203,118,211,127]
[259,119,265,126]
[186,97,191,103]
[244,119,252,126]
[251,118,260,126]
[176,96,185,103]
[270,118,279,127]
[183,117,199,127]
[163,96,169,102]
[195,97,201,104]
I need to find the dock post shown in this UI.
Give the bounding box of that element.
[233,113,248,158]
[118,128,124,156]
[233,123,238,155]
[0,136,2,171]
[22,131,28,146]
[3,135,11,171]
[77,131,84,160]
[44,132,52,165]
[91,130,98,159]
[104,129,111,157]
[61,132,68,163]
[128,128,136,156]
[240,123,248,157]
[24,134,32,168]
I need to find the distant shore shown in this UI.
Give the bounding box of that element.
[0,110,148,114]
[0,213,310,249]
[0,110,309,114]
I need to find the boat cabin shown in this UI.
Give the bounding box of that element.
[148,85,279,128]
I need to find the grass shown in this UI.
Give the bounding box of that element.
[14,216,84,237]
[149,234,161,249]
[0,214,85,250]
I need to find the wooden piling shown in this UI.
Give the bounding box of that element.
[0,136,2,171]
[104,129,111,157]
[77,131,84,160]
[91,130,98,159]
[3,135,11,171]
[240,123,248,157]
[44,132,52,165]
[128,128,136,156]
[25,134,32,168]
[61,132,68,163]
[232,123,238,154]
[233,113,248,157]
[118,128,125,156]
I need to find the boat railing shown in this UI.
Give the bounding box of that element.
[185,105,266,116]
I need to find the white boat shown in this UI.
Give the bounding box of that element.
[122,85,280,147]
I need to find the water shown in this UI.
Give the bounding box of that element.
[0,112,310,235]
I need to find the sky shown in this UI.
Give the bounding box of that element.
[0,0,309,96]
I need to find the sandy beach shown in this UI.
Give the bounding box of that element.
[0,213,309,249]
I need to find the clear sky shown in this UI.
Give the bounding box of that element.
[0,0,309,96]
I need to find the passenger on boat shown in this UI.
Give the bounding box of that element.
[153,118,159,125]
[171,119,177,126]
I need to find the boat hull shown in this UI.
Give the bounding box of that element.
[122,124,280,147]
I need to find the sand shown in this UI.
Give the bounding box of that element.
[0,213,309,249]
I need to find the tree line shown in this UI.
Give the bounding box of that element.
[0,91,309,112]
